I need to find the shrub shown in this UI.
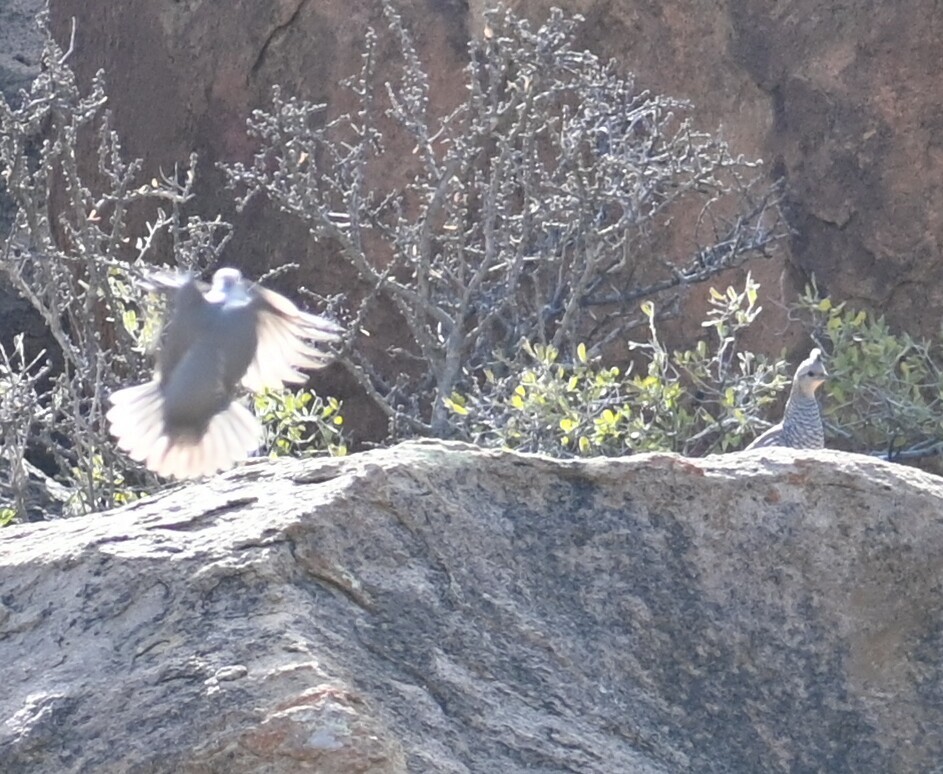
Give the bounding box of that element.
[223,3,787,441]
[255,388,347,458]
[0,334,50,517]
[446,274,789,456]
[0,17,210,515]
[442,276,943,463]
[794,286,943,460]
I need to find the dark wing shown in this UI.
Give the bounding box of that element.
[154,275,211,385]
[241,284,343,392]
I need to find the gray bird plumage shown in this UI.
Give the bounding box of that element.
[746,348,827,450]
[107,267,342,479]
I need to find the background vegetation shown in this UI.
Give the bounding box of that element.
[223,6,787,440]
[1,6,940,523]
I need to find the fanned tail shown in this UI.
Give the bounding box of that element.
[106,381,261,479]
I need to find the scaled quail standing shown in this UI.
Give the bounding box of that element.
[745,348,828,450]
[107,267,342,479]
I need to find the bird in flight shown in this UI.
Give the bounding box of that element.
[745,347,828,450]
[106,267,342,479]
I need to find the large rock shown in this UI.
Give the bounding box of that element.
[39,0,943,328]
[0,0,43,101]
[1,441,940,772]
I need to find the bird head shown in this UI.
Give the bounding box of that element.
[794,348,828,397]
[206,267,251,307]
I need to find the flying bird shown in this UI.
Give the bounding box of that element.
[106,267,342,479]
[746,347,828,450]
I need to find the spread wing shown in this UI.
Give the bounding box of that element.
[240,284,343,392]
[153,275,211,384]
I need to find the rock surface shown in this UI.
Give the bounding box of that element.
[38,0,943,330]
[1,441,942,772]
[0,0,48,360]
[0,0,43,101]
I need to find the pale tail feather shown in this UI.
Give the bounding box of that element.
[107,381,261,479]
[146,402,261,479]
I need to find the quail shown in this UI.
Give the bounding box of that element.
[746,348,827,450]
[106,267,342,479]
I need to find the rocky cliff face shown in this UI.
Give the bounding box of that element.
[0,0,47,359]
[1,442,941,772]
[36,0,943,337]
[0,0,42,101]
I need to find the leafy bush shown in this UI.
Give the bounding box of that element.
[442,275,943,463]
[255,389,347,458]
[795,287,943,460]
[446,274,789,456]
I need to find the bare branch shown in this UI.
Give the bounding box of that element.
[221,5,788,442]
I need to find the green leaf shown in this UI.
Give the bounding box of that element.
[121,309,137,334]
[444,397,469,415]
